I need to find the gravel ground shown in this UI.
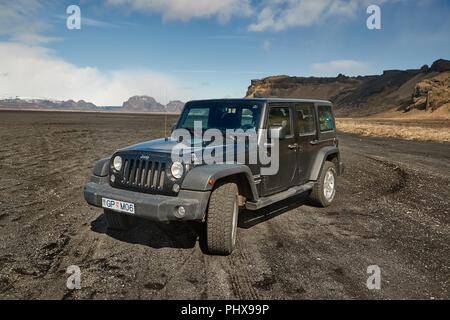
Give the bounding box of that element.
[0,110,448,300]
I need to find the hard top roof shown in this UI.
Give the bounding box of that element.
[187,98,332,105]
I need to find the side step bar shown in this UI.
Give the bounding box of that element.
[245,182,315,211]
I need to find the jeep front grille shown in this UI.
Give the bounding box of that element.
[115,156,167,192]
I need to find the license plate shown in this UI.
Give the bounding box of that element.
[102,198,135,214]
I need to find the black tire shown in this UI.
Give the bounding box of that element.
[309,161,337,207]
[206,182,239,255]
[104,209,137,231]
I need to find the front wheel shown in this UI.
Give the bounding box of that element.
[309,161,337,207]
[206,182,239,255]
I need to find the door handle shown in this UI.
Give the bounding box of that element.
[288,143,298,150]
[310,140,319,145]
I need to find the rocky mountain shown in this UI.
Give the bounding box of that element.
[246,59,450,116]
[121,96,185,113]
[165,100,185,113]
[122,96,165,112]
[60,99,97,109]
[0,98,97,110]
[408,71,450,112]
[0,96,185,113]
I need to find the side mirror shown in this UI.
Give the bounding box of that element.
[269,125,287,140]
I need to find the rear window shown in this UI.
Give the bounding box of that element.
[318,105,334,132]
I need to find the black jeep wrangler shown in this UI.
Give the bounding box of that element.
[84,98,343,255]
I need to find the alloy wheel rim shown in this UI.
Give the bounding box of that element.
[323,169,336,201]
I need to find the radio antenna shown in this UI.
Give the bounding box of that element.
[164,88,168,141]
[164,113,167,140]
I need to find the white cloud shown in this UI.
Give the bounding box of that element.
[0,0,57,44]
[106,0,253,22]
[1,1,117,44]
[0,42,189,105]
[311,60,370,76]
[248,0,391,32]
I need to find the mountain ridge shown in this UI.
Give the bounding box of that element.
[0,96,185,113]
[246,59,450,117]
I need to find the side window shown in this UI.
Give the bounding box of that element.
[318,105,334,132]
[268,106,292,136]
[296,103,316,135]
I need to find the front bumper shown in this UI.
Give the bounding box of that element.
[84,178,210,222]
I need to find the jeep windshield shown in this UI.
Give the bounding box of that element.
[177,100,263,133]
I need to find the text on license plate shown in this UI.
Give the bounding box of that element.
[102,198,135,214]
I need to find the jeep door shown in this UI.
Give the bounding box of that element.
[295,103,318,183]
[261,103,300,196]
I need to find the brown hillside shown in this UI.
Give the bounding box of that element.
[246,59,450,117]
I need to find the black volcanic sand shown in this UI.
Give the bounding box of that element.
[0,110,448,299]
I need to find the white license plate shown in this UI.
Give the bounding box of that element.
[102,198,135,214]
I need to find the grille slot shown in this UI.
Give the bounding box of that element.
[115,156,167,192]
[159,166,166,188]
[153,162,160,187]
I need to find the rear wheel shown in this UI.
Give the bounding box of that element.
[206,182,239,255]
[104,209,136,230]
[309,161,337,207]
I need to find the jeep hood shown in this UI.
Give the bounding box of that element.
[119,137,237,154]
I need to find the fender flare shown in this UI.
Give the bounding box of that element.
[93,157,111,177]
[181,164,259,201]
[309,146,340,181]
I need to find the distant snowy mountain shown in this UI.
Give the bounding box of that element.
[0,96,185,113]
[0,97,97,110]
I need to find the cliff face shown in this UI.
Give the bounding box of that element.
[246,59,450,116]
[409,72,450,112]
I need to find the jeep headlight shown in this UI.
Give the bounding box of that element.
[113,156,122,171]
[171,161,184,179]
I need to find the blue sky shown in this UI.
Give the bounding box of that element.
[0,0,449,105]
